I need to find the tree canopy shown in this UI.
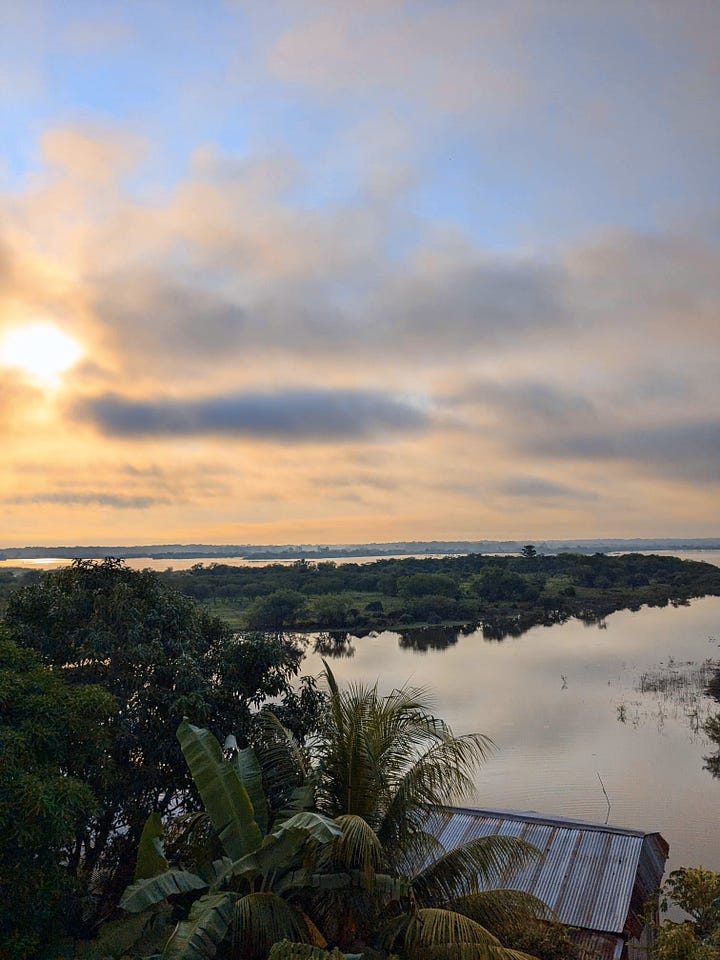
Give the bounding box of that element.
[0,634,114,959]
[4,559,324,911]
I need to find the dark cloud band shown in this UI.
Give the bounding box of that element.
[6,492,164,509]
[73,388,430,440]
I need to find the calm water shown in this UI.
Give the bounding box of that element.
[0,553,452,571]
[303,594,720,878]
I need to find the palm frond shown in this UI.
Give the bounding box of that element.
[386,907,537,960]
[233,892,313,960]
[393,827,446,877]
[268,941,362,960]
[412,836,540,904]
[448,889,555,933]
[253,708,313,817]
[380,734,494,850]
[329,814,384,879]
[164,811,221,868]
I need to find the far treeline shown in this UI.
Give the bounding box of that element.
[145,550,720,635]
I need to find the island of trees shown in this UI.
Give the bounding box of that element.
[148,549,720,639]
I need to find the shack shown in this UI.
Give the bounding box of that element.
[430,806,669,960]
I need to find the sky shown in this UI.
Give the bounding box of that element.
[1,0,719,546]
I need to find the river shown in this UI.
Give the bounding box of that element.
[303,592,720,879]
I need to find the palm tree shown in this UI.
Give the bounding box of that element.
[286,664,549,958]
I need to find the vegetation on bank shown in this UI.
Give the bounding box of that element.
[146,551,720,635]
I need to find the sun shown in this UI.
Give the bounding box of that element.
[0,323,83,384]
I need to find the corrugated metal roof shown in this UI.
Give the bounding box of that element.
[427,806,668,936]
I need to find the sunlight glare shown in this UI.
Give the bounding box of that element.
[0,323,83,384]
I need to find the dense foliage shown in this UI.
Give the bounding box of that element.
[85,680,557,960]
[655,868,720,960]
[147,551,720,635]
[3,560,324,916]
[0,635,114,959]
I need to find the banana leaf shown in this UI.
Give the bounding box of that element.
[161,892,235,960]
[225,739,269,836]
[134,811,170,880]
[177,720,263,861]
[121,869,207,913]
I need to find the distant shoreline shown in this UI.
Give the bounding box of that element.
[1,537,720,562]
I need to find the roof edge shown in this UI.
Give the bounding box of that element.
[436,804,665,840]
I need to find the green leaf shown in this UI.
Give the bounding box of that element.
[215,812,342,888]
[228,742,270,836]
[271,811,343,844]
[121,870,208,914]
[135,812,170,880]
[161,892,236,960]
[177,720,263,861]
[75,909,172,959]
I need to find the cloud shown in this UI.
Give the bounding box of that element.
[41,125,147,184]
[528,419,720,484]
[84,249,569,374]
[268,1,526,112]
[446,379,596,428]
[73,388,430,440]
[5,492,166,509]
[502,476,597,500]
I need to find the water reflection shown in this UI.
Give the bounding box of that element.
[313,631,356,659]
[301,596,720,878]
[398,623,466,652]
[703,666,720,777]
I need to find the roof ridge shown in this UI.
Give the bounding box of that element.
[436,804,657,838]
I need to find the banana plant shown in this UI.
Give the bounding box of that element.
[116,721,344,960]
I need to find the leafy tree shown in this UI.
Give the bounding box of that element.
[474,567,536,603]
[520,546,537,560]
[245,589,308,630]
[4,559,321,907]
[0,635,114,959]
[313,595,350,629]
[655,868,720,960]
[397,573,458,599]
